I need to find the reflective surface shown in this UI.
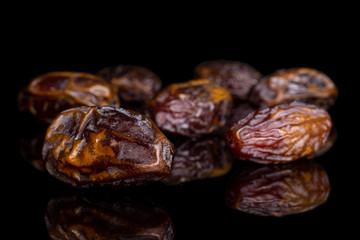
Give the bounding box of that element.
[7,38,355,239]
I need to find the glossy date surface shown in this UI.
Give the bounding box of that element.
[98,65,162,103]
[225,102,332,164]
[45,195,174,240]
[18,72,119,123]
[225,160,330,217]
[150,79,232,137]
[161,136,232,185]
[42,106,174,187]
[195,60,262,100]
[249,68,338,108]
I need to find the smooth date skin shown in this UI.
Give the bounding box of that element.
[45,195,174,240]
[150,79,233,137]
[194,60,263,100]
[42,106,174,187]
[161,136,232,185]
[18,72,120,123]
[225,160,330,217]
[97,65,162,103]
[225,102,332,164]
[249,68,338,108]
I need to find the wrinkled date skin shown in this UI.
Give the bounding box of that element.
[249,68,338,108]
[161,136,232,185]
[150,79,233,137]
[227,101,256,128]
[97,65,162,103]
[42,106,174,187]
[18,72,120,123]
[194,60,263,100]
[225,160,330,217]
[45,195,174,240]
[225,102,332,164]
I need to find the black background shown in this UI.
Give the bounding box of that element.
[4,6,358,239]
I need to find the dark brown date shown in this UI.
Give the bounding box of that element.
[150,79,233,137]
[227,101,256,128]
[225,160,330,217]
[18,72,120,123]
[194,60,263,100]
[161,136,232,185]
[45,195,174,239]
[248,68,338,108]
[42,106,174,187]
[225,102,332,164]
[97,65,162,103]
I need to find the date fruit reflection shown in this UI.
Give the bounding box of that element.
[225,160,330,217]
[45,195,174,239]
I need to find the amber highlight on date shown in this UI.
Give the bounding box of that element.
[42,106,174,187]
[161,136,232,185]
[225,160,330,217]
[195,60,263,100]
[150,79,233,137]
[249,68,338,108]
[18,72,120,123]
[97,65,162,103]
[45,195,174,239]
[225,102,332,164]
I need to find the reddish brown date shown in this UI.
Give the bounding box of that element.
[225,160,330,217]
[42,106,174,187]
[97,65,162,103]
[194,60,263,100]
[225,102,332,164]
[161,136,232,185]
[18,72,120,123]
[249,68,338,108]
[150,79,232,137]
[45,195,174,240]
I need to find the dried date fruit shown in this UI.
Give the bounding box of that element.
[45,195,174,239]
[225,102,332,164]
[194,60,263,100]
[225,160,330,216]
[248,68,338,108]
[42,106,174,187]
[161,136,232,185]
[150,79,232,137]
[97,65,162,103]
[227,101,257,127]
[18,72,120,123]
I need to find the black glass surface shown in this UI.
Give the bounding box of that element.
[6,24,357,239]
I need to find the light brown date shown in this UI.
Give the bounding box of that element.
[225,160,330,217]
[225,101,332,164]
[18,72,119,123]
[42,106,174,187]
[248,68,338,108]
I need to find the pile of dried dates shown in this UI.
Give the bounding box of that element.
[19,60,337,225]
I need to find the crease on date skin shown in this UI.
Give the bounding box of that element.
[225,160,331,217]
[45,194,175,240]
[42,106,174,187]
[225,101,333,164]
